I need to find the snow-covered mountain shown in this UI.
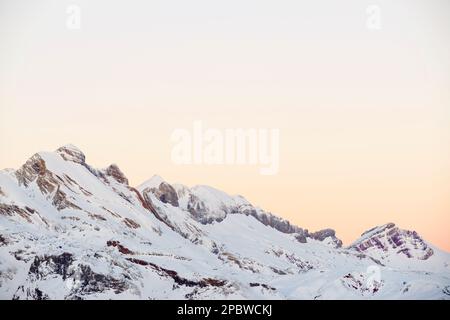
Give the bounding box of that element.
[0,145,449,299]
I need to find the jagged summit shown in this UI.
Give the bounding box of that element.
[56,144,86,164]
[359,222,396,238]
[349,222,435,261]
[138,174,165,191]
[105,164,129,185]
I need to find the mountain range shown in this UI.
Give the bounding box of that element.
[0,145,449,299]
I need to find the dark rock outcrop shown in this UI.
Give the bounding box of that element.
[239,207,301,234]
[126,258,226,288]
[21,252,128,299]
[56,144,86,164]
[186,194,223,223]
[105,164,129,185]
[14,153,81,212]
[309,229,343,248]
[107,240,134,254]
[144,182,179,207]
[29,252,74,280]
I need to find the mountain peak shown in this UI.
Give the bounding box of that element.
[309,228,343,248]
[105,164,129,185]
[56,144,86,164]
[138,174,165,191]
[350,223,434,261]
[360,222,396,238]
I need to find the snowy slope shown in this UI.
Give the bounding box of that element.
[0,145,449,300]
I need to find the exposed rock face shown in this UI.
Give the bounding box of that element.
[13,153,81,212]
[294,230,309,243]
[340,272,384,296]
[126,258,227,289]
[309,229,343,248]
[56,144,86,164]
[309,228,335,241]
[29,252,74,280]
[105,164,129,185]
[350,223,434,260]
[106,240,134,255]
[0,203,34,222]
[123,217,140,229]
[144,182,179,207]
[72,264,128,297]
[52,187,81,211]
[13,252,129,299]
[239,207,301,234]
[0,234,8,246]
[15,154,55,190]
[186,194,222,223]
[141,191,207,243]
[293,228,342,247]
[239,207,344,247]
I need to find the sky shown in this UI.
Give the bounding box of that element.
[0,0,449,251]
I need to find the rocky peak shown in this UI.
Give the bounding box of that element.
[138,175,165,191]
[294,228,342,248]
[56,144,86,164]
[105,164,129,185]
[309,228,337,241]
[350,223,434,260]
[143,182,179,207]
[309,229,343,248]
[361,222,396,238]
[15,154,48,187]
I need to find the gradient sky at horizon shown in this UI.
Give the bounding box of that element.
[1,0,449,250]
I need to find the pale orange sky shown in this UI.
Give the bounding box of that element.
[1,0,449,251]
